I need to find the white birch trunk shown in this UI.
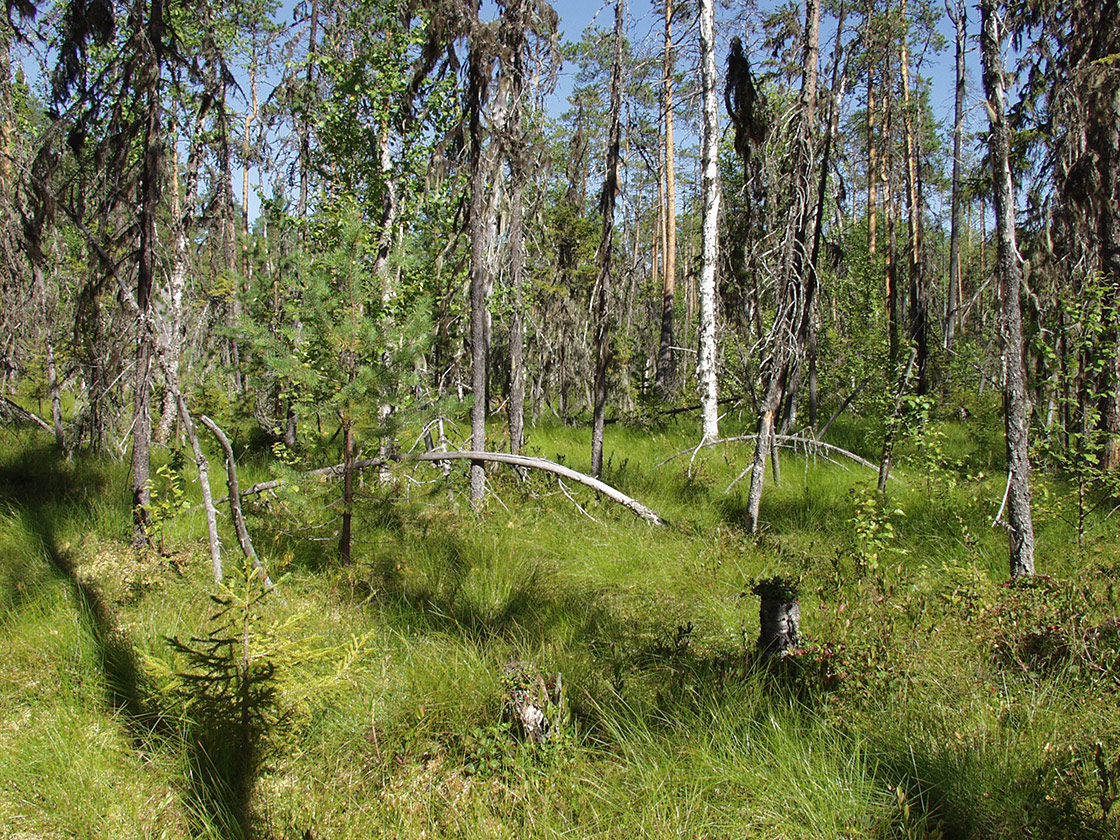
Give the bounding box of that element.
[697,0,721,443]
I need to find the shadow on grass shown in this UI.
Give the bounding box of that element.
[0,449,153,730]
[0,446,266,840]
[867,734,1111,840]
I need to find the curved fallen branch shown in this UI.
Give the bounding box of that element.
[409,450,666,525]
[225,450,667,526]
[657,433,886,477]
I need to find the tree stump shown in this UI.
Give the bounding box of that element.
[502,661,562,744]
[752,577,801,657]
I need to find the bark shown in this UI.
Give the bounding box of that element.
[696,0,721,443]
[655,1,677,397]
[503,662,561,744]
[877,348,916,492]
[785,0,847,434]
[758,597,801,657]
[42,292,64,448]
[0,396,52,433]
[506,158,526,456]
[297,0,318,220]
[218,83,242,395]
[131,0,165,549]
[865,0,878,258]
[590,0,624,479]
[174,393,222,583]
[0,27,9,186]
[27,182,64,448]
[241,43,258,279]
[501,0,534,457]
[981,0,1035,577]
[156,131,188,442]
[945,0,965,353]
[467,15,492,508]
[339,417,354,565]
[899,0,927,394]
[745,405,776,532]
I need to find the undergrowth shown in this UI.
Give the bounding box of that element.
[1,417,1118,839]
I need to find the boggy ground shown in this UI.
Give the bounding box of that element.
[1,414,1119,839]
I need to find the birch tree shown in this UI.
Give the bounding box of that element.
[981,0,1035,577]
[696,0,720,442]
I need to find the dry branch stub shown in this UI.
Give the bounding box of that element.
[752,577,801,657]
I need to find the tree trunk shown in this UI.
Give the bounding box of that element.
[899,0,927,394]
[298,0,318,220]
[877,348,917,492]
[785,0,846,434]
[504,3,529,457]
[746,404,776,533]
[981,0,1035,577]
[590,0,624,479]
[467,15,492,507]
[696,0,721,443]
[216,82,244,397]
[743,0,819,532]
[758,595,801,657]
[200,415,275,589]
[29,210,65,449]
[156,130,188,442]
[131,0,165,549]
[865,0,878,258]
[175,393,222,583]
[339,416,354,564]
[241,43,257,279]
[945,0,965,354]
[655,0,677,398]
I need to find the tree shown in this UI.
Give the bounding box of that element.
[654,0,677,398]
[735,0,821,532]
[944,0,965,354]
[49,0,171,545]
[981,0,1035,577]
[695,0,720,442]
[1011,0,1120,471]
[467,0,495,507]
[589,0,624,479]
[496,0,559,457]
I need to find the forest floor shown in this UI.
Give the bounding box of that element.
[2,409,1120,839]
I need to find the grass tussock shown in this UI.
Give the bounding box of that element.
[1,417,1119,839]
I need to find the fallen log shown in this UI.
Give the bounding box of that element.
[0,397,53,434]
[224,450,667,526]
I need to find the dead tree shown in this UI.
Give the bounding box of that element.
[590,0,624,479]
[732,0,821,532]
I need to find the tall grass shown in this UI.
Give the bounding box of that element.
[1,418,1118,838]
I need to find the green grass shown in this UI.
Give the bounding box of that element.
[1,417,1119,839]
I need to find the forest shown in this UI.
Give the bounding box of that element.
[2,0,1120,836]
